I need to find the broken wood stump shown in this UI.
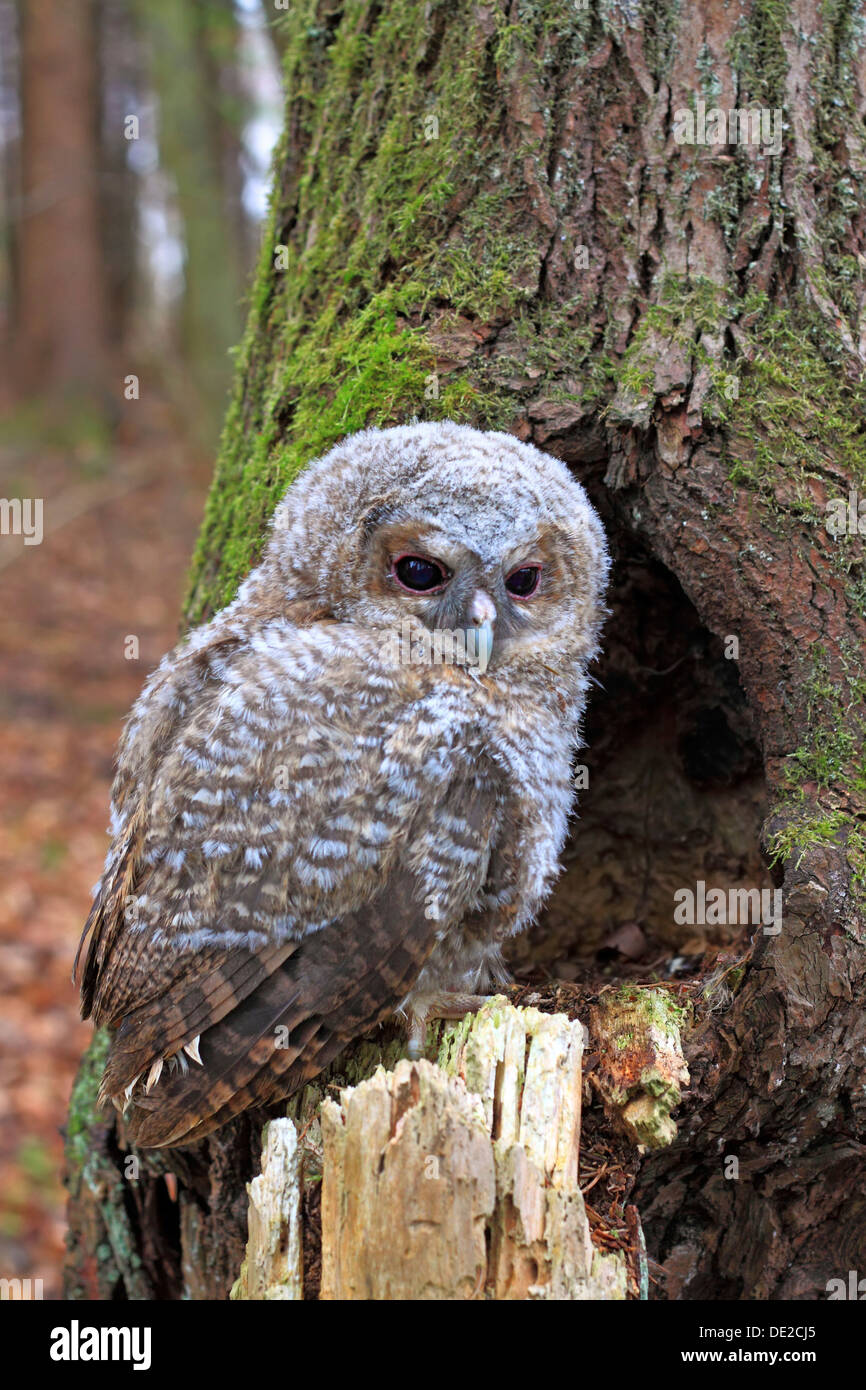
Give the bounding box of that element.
[233,998,643,1299]
[232,991,688,1298]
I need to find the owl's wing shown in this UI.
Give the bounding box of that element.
[115,865,442,1148]
[78,623,498,1147]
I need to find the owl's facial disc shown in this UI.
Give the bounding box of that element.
[352,512,586,678]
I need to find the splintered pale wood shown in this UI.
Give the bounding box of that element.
[320,1058,495,1299]
[590,987,690,1150]
[319,998,627,1300]
[231,1119,302,1300]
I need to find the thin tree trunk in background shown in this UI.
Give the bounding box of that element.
[15,0,109,400]
[96,0,142,353]
[258,0,289,67]
[199,0,257,275]
[138,0,247,439]
[65,0,866,1300]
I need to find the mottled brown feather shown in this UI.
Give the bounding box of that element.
[124,872,434,1147]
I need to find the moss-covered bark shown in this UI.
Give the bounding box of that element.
[67,0,866,1299]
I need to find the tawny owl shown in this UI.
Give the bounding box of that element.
[76,422,609,1147]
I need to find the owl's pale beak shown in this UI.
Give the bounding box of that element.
[469,591,496,674]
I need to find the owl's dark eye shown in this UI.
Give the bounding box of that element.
[392,553,450,593]
[505,564,541,598]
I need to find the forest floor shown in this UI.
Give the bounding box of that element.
[0,410,210,1297]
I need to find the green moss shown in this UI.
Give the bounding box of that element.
[723,301,866,490]
[65,1028,111,1170]
[763,631,866,900]
[779,643,866,791]
[636,0,683,81]
[799,0,866,323]
[767,640,866,895]
[768,806,865,899]
[727,0,790,109]
[769,807,846,869]
[613,984,691,1039]
[609,273,733,422]
[64,1030,151,1300]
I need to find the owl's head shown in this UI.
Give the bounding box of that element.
[256,422,609,689]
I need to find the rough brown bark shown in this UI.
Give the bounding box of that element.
[65,0,866,1300]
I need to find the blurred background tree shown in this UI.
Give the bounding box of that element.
[0,0,282,448]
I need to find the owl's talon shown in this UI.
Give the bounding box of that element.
[405,992,491,1059]
[407,1013,427,1060]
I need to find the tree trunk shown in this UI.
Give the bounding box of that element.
[66,0,866,1301]
[136,0,248,439]
[14,0,110,401]
[96,0,144,355]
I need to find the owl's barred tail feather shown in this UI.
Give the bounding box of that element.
[95,939,297,1101]
[110,878,436,1147]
